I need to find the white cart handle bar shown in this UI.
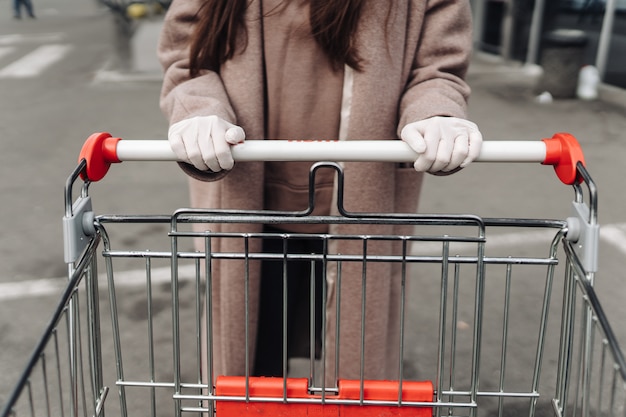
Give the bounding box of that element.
[79,132,585,185]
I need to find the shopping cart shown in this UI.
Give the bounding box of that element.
[2,132,625,417]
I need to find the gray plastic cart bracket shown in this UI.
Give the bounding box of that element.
[63,195,96,264]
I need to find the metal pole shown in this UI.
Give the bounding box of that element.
[472,0,486,50]
[526,0,547,64]
[500,0,515,60]
[596,0,617,79]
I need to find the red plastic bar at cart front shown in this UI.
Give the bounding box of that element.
[78,132,585,184]
[215,376,434,417]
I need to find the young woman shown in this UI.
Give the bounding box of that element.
[158,0,482,381]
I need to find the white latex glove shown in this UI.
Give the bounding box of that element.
[168,115,245,171]
[400,116,483,173]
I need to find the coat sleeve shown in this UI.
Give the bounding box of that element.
[158,0,238,125]
[397,0,473,133]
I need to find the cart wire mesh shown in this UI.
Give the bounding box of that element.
[2,161,625,417]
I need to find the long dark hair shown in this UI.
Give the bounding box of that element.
[189,0,366,76]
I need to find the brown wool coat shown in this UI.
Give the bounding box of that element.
[158,0,473,381]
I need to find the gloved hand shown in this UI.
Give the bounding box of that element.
[168,115,246,172]
[400,116,483,173]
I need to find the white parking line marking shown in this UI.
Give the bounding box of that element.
[0,33,65,45]
[0,265,197,301]
[0,46,16,60]
[599,223,626,255]
[410,229,557,256]
[0,44,72,78]
[0,277,66,301]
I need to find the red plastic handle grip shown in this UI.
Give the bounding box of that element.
[78,132,121,181]
[542,132,586,185]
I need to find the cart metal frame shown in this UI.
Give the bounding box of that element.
[2,136,625,417]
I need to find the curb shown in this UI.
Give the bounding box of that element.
[599,82,626,111]
[471,52,626,108]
